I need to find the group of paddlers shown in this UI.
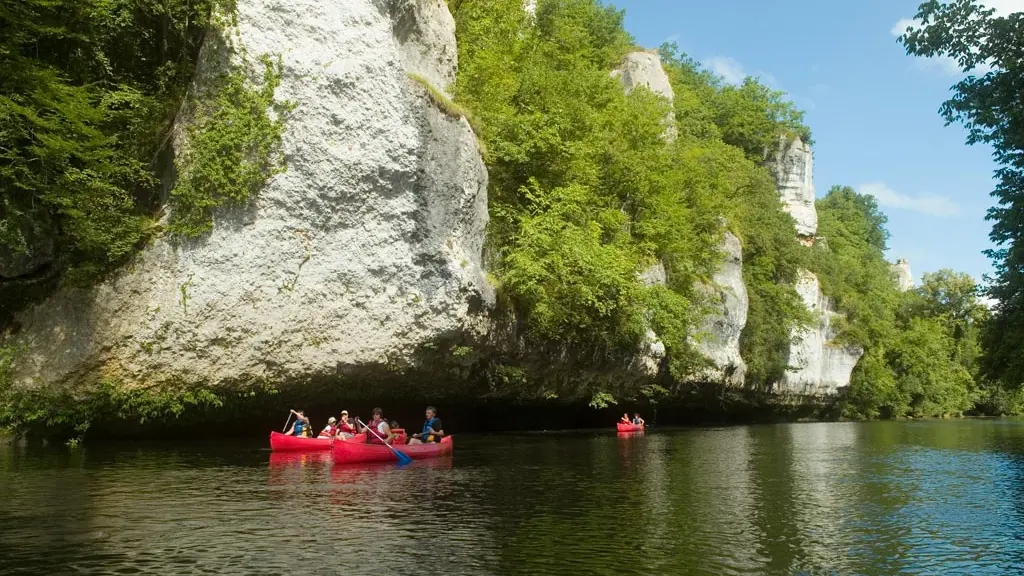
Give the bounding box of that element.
[619,412,645,426]
[285,406,445,445]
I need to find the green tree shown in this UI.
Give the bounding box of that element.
[0,0,232,307]
[897,1,1024,391]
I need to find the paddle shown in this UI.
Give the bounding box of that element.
[282,412,293,433]
[356,417,413,465]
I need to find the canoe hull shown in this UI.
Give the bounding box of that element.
[616,423,645,432]
[332,435,453,464]
[269,431,332,452]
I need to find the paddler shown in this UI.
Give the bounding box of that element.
[335,410,358,438]
[619,413,631,425]
[408,405,444,445]
[318,417,338,438]
[360,407,396,445]
[285,409,310,437]
[632,412,645,427]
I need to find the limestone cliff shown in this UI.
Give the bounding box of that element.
[767,137,863,394]
[614,52,747,383]
[7,0,491,391]
[778,271,863,394]
[891,259,914,292]
[768,137,818,240]
[611,51,677,142]
[690,232,748,385]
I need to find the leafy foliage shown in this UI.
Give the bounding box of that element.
[169,53,290,236]
[451,0,820,395]
[0,0,286,314]
[0,349,223,439]
[897,1,1024,393]
[0,0,234,289]
[810,187,987,418]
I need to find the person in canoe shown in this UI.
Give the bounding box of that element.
[360,407,396,445]
[285,409,310,437]
[632,413,645,427]
[318,417,338,438]
[335,410,358,438]
[408,405,444,445]
[619,413,631,426]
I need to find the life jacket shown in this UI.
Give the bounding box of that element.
[339,421,356,435]
[421,417,440,443]
[632,417,641,425]
[293,421,306,437]
[620,416,630,424]
[365,418,387,444]
[318,424,337,438]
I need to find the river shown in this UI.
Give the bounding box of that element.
[2,419,1023,575]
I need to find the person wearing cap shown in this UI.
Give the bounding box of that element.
[318,416,338,438]
[335,410,358,438]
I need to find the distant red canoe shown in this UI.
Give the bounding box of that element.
[616,423,645,432]
[332,435,454,464]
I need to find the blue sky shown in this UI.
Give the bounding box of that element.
[611,0,1024,287]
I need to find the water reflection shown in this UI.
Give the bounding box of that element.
[2,420,1024,575]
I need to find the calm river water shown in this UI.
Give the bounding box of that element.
[2,420,1024,575]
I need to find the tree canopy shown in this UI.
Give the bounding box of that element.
[897,1,1024,393]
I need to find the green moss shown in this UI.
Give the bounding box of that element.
[407,72,471,119]
[169,52,293,237]
[406,72,485,154]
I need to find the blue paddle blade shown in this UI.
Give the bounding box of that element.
[394,449,413,466]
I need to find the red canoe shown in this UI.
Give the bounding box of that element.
[269,429,407,451]
[269,431,333,451]
[616,422,645,432]
[332,435,454,464]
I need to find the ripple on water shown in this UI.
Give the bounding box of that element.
[2,421,1024,575]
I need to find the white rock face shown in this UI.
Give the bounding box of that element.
[612,51,677,141]
[690,232,749,385]
[768,137,818,237]
[891,259,914,292]
[612,52,675,100]
[8,0,491,391]
[392,0,458,95]
[638,261,667,287]
[779,270,863,395]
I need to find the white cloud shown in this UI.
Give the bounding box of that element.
[981,0,1024,15]
[703,56,778,87]
[858,182,962,217]
[890,17,917,37]
[890,17,962,76]
[979,295,999,310]
[704,56,746,84]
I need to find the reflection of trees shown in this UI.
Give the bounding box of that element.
[0,443,95,573]
[668,427,764,575]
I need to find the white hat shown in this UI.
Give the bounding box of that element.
[328,417,337,423]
